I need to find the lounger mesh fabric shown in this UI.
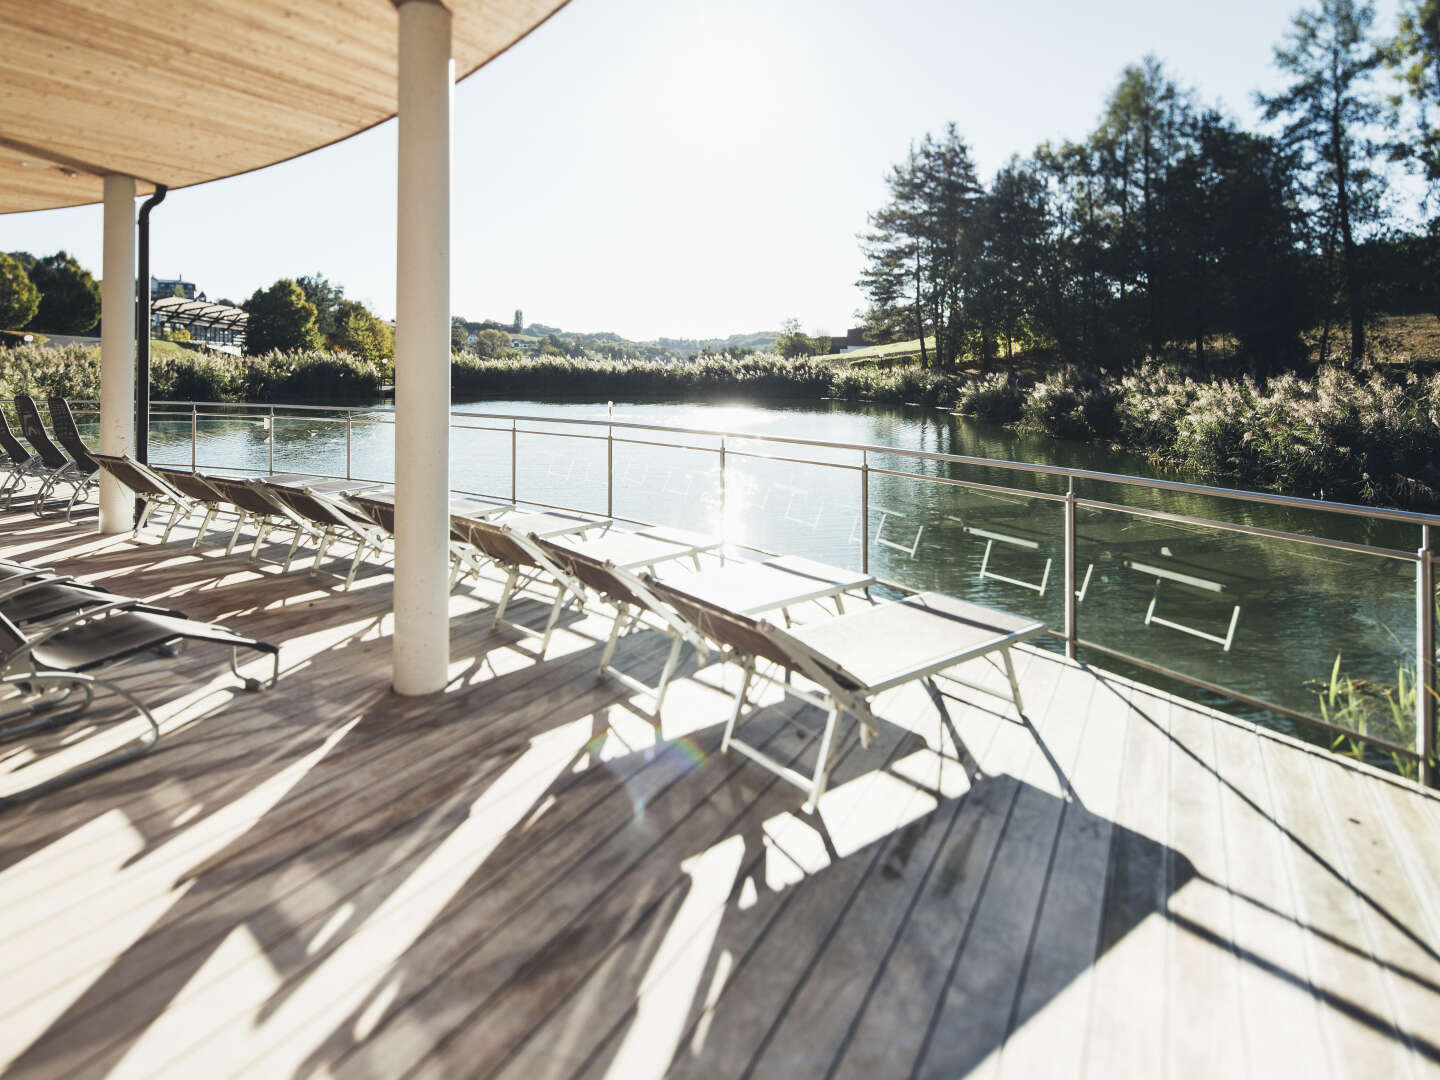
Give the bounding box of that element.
[15,395,94,518]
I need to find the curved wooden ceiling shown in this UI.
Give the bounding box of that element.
[0,0,570,214]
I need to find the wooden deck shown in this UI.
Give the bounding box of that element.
[1,504,1439,1079]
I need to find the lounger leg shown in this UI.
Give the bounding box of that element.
[493,568,519,628]
[805,705,843,814]
[1001,647,1024,716]
[652,633,684,713]
[722,660,755,754]
[345,541,368,590]
[160,503,188,543]
[226,514,248,556]
[194,507,218,548]
[539,590,566,655]
[248,520,272,560]
[136,498,156,534]
[310,530,334,573]
[283,529,305,573]
[599,604,628,673]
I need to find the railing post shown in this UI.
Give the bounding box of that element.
[511,418,517,504]
[346,413,353,479]
[860,451,870,575]
[190,403,197,471]
[267,406,275,475]
[1419,525,1435,787]
[607,423,614,518]
[1065,475,1078,661]
[718,436,727,545]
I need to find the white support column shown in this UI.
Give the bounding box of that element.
[99,174,136,533]
[393,0,453,695]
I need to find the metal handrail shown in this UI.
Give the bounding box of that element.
[62,395,1438,782]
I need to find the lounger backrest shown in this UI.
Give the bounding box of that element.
[644,576,798,672]
[256,481,355,532]
[46,398,98,474]
[452,515,537,569]
[204,474,283,518]
[153,467,223,505]
[14,395,68,470]
[645,574,864,691]
[349,494,396,534]
[534,536,645,607]
[0,411,31,467]
[91,453,170,499]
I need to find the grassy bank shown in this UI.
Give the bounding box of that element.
[9,342,1440,511]
[0,344,384,403]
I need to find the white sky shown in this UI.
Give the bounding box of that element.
[0,0,1408,341]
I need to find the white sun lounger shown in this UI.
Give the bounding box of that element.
[644,580,1046,810]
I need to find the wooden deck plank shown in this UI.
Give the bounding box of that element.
[1303,755,1440,1071]
[1079,677,1172,1080]
[987,662,1131,1080]
[1160,688,1247,1080]
[889,654,1094,1080]
[1208,696,1334,1080]
[485,669,990,1080]
[1258,735,1414,1075]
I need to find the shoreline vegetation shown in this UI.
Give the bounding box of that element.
[7,341,1440,512]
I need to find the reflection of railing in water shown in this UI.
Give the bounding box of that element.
[63,397,1439,782]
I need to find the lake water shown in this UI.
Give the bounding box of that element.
[141,395,1429,764]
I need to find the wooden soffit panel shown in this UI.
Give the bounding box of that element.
[0,0,569,214]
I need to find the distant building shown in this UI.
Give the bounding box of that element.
[150,275,198,300]
[150,296,247,351]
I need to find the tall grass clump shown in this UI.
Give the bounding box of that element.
[1017,367,1119,440]
[955,372,1024,420]
[0,344,101,400]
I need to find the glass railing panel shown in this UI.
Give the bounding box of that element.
[345,411,396,485]
[448,417,511,502]
[1074,503,1420,763]
[513,420,608,516]
[864,470,1065,630]
[264,412,350,477]
[722,446,863,571]
[611,436,722,536]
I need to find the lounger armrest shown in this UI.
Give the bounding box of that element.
[0,572,80,603]
[2,597,144,662]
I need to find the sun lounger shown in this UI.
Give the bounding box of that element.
[0,410,40,508]
[529,534,711,709]
[346,487,513,587]
[90,453,200,541]
[251,476,390,586]
[198,472,315,561]
[15,395,95,519]
[448,512,588,649]
[644,578,1045,809]
[0,577,279,806]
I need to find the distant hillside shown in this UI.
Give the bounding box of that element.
[653,331,779,354]
[511,322,781,358]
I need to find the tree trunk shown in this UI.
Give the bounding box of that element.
[913,251,928,370]
[1330,53,1364,365]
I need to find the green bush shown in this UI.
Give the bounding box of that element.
[956,372,1024,420]
[1017,367,1119,440]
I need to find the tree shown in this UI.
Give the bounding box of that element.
[296,273,345,337]
[330,299,394,367]
[859,126,983,370]
[26,250,101,333]
[1260,0,1387,365]
[0,253,40,331]
[1391,0,1440,191]
[473,328,512,358]
[242,279,322,354]
[774,317,816,358]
